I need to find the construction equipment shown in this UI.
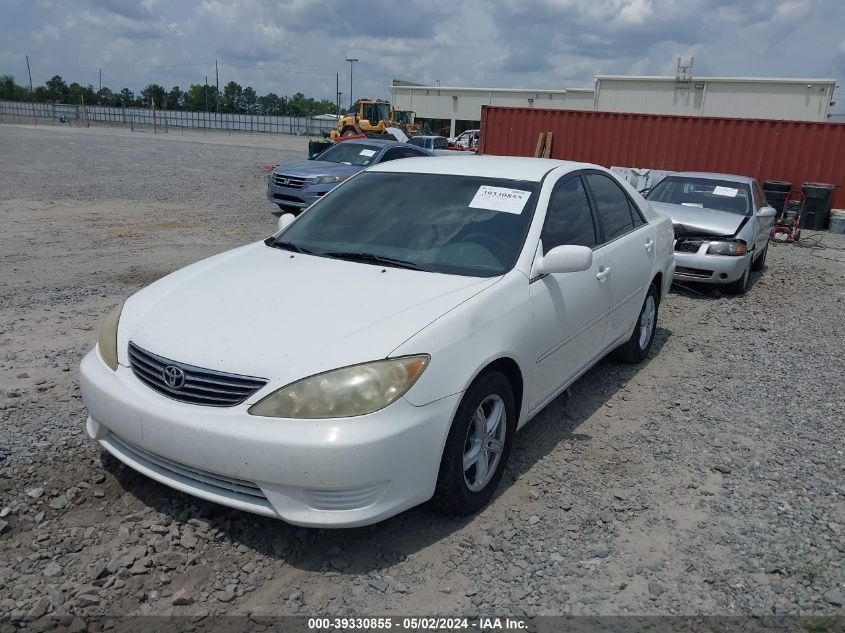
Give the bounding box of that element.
[391,108,427,137]
[771,190,804,243]
[329,99,394,140]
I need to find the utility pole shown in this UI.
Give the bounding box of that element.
[25,55,33,95]
[99,68,102,91]
[205,75,209,132]
[345,57,358,110]
[336,72,339,117]
[215,59,219,117]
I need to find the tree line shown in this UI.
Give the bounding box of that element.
[0,74,340,117]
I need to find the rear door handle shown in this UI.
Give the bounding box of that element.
[644,238,654,252]
[596,266,611,283]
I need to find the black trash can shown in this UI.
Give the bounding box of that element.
[801,182,836,230]
[762,180,791,213]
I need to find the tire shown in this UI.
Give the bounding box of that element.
[751,241,768,271]
[723,257,751,295]
[341,128,358,137]
[434,371,516,515]
[612,283,659,364]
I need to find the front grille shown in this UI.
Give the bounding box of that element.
[674,239,705,253]
[272,173,309,189]
[675,266,712,278]
[128,342,267,407]
[106,433,268,502]
[272,192,306,204]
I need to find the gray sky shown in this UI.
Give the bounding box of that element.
[2,0,843,111]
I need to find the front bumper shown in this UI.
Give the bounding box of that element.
[673,248,750,284]
[266,182,335,215]
[80,350,460,527]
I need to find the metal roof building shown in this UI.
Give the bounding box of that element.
[390,75,838,136]
[594,75,837,122]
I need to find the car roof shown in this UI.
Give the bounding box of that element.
[668,171,755,184]
[368,155,597,182]
[335,138,408,148]
[410,135,445,140]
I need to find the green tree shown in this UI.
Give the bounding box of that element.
[140,83,167,108]
[96,87,116,106]
[44,75,68,102]
[221,80,243,113]
[242,86,257,114]
[118,88,135,106]
[0,74,16,100]
[184,83,218,112]
[165,86,184,110]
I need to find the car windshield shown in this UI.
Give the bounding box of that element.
[647,176,751,216]
[313,143,382,167]
[272,172,540,277]
[407,137,429,148]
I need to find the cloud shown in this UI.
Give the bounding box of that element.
[0,0,842,113]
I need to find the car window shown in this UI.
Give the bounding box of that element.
[541,176,597,254]
[379,148,405,163]
[646,176,751,215]
[629,199,646,227]
[400,148,426,158]
[585,173,634,242]
[407,137,425,148]
[275,172,540,277]
[752,181,766,209]
[313,143,381,167]
[434,138,448,150]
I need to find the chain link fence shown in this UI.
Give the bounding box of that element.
[0,100,337,136]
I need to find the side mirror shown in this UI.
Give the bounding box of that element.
[538,245,593,275]
[756,206,777,218]
[277,213,296,232]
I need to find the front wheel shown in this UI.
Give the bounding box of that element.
[434,371,516,515]
[613,283,659,364]
[723,258,751,295]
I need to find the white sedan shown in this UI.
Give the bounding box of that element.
[80,156,674,527]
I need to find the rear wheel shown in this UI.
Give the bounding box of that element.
[434,371,516,515]
[341,127,358,137]
[613,283,659,364]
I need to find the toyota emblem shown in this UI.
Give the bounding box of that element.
[162,365,186,389]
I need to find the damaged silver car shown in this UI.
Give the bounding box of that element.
[645,172,776,295]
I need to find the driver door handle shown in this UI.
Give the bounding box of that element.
[596,266,611,283]
[644,238,654,252]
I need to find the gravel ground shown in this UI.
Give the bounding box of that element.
[0,123,843,622]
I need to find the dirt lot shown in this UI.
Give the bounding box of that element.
[0,123,843,622]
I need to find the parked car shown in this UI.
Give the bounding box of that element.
[448,129,480,149]
[645,172,776,294]
[407,135,449,151]
[80,156,674,527]
[266,139,432,216]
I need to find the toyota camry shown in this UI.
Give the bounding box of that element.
[80,155,674,527]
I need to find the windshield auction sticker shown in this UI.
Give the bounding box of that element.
[359,149,376,157]
[712,186,739,197]
[469,186,531,214]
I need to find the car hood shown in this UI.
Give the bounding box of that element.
[649,201,747,237]
[273,159,364,178]
[117,243,497,388]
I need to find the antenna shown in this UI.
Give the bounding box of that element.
[675,57,695,82]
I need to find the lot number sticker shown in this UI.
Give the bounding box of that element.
[469,186,531,214]
[712,186,739,197]
[359,149,376,157]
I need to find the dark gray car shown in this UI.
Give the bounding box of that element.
[267,139,433,216]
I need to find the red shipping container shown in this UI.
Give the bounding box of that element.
[479,107,845,208]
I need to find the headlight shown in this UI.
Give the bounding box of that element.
[707,240,747,256]
[248,356,429,419]
[97,301,125,371]
[313,175,348,185]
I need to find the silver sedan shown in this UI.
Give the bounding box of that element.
[645,172,776,295]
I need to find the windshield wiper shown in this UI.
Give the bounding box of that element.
[270,240,315,254]
[321,251,427,271]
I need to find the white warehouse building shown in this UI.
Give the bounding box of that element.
[390,75,837,137]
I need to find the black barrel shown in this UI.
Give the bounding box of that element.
[801,182,836,230]
[762,180,791,214]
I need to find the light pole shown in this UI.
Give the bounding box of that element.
[345,57,358,110]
